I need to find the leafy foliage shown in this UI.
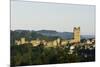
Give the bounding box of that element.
[11,43,95,66]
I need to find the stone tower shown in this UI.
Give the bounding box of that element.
[21,37,26,44]
[73,27,80,42]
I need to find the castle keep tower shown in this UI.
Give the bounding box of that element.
[73,27,80,42]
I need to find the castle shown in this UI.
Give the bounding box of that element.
[73,27,80,42]
[15,27,80,47]
[69,27,80,43]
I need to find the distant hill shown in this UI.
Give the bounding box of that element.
[11,30,61,45]
[37,30,73,39]
[81,35,95,39]
[37,30,95,39]
[11,30,95,41]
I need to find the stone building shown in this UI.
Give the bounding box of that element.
[20,37,26,44]
[15,27,81,47]
[73,27,80,43]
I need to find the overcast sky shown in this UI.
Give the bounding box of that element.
[11,0,95,35]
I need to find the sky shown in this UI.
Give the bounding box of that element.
[11,0,96,35]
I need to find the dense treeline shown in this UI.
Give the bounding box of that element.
[11,43,95,66]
